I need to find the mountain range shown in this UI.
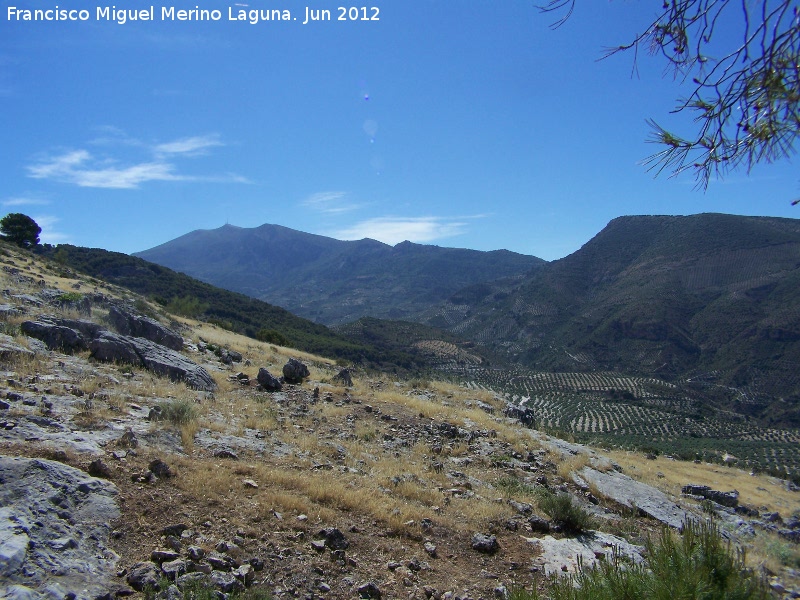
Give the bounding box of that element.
[135,223,542,324]
[134,214,800,423]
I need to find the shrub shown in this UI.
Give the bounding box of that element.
[156,399,198,426]
[256,328,290,346]
[511,520,768,600]
[536,490,595,533]
[166,295,209,318]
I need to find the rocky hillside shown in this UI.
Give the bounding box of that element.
[422,214,800,425]
[134,223,543,324]
[1,240,799,600]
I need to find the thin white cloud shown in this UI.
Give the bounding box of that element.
[32,214,72,245]
[302,191,362,214]
[334,216,471,245]
[155,135,222,156]
[28,151,181,189]
[26,134,247,189]
[2,196,49,207]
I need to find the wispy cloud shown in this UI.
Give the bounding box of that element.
[2,196,49,207]
[32,215,71,245]
[302,191,363,214]
[28,150,182,189]
[334,216,474,245]
[27,133,247,189]
[155,134,222,156]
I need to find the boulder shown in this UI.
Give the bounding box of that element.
[20,319,88,352]
[108,306,183,350]
[257,368,283,391]
[283,358,310,384]
[681,484,739,508]
[89,332,216,391]
[471,533,499,554]
[504,401,535,427]
[333,368,353,387]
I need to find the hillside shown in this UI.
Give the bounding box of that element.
[424,214,800,423]
[134,223,543,324]
[1,241,798,599]
[37,244,422,370]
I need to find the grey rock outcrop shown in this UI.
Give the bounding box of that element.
[283,358,310,384]
[89,331,216,391]
[526,531,644,576]
[257,368,283,391]
[471,533,499,554]
[576,466,691,529]
[681,484,739,508]
[0,456,120,599]
[108,305,183,350]
[0,334,33,359]
[504,401,535,427]
[20,319,88,352]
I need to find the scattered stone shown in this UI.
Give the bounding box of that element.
[256,367,282,392]
[508,499,532,515]
[187,546,206,562]
[161,558,187,580]
[163,523,188,537]
[357,581,382,599]
[283,358,310,384]
[149,458,173,479]
[213,448,239,460]
[471,533,499,554]
[151,549,181,564]
[424,541,438,557]
[317,527,349,550]
[243,478,259,489]
[127,561,161,592]
[210,569,245,594]
[117,429,138,449]
[528,515,551,534]
[88,458,112,478]
[334,368,353,387]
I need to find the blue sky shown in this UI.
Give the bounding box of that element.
[2,0,798,261]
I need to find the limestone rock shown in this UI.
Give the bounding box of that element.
[20,319,88,352]
[89,331,216,391]
[108,305,183,350]
[471,533,499,554]
[577,466,691,529]
[0,456,120,597]
[283,358,310,384]
[257,367,282,391]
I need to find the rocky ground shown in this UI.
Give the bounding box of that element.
[1,244,799,600]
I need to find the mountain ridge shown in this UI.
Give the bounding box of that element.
[135,223,544,324]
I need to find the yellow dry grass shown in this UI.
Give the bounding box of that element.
[604,449,800,518]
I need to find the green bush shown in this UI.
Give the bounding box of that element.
[166,295,209,318]
[256,328,290,346]
[156,399,198,426]
[536,490,595,533]
[512,520,768,600]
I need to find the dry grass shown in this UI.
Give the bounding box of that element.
[604,449,799,517]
